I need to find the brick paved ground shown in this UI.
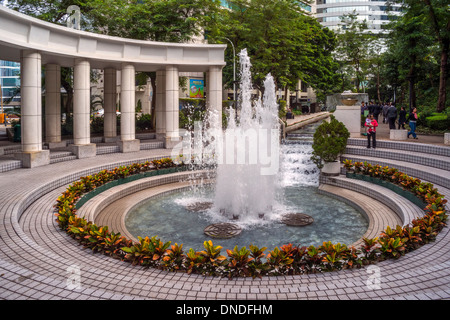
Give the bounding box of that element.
[0,116,449,301]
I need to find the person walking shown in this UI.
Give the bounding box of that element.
[407,107,419,139]
[373,101,381,123]
[382,102,389,124]
[398,106,407,129]
[387,103,397,130]
[368,101,375,115]
[365,113,378,148]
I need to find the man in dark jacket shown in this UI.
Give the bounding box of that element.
[398,106,407,129]
[382,103,389,123]
[373,102,381,122]
[387,103,397,130]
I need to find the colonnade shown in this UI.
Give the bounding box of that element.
[16,50,223,167]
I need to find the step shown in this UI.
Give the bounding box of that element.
[345,145,450,171]
[49,155,77,164]
[136,133,157,140]
[0,158,22,172]
[96,145,120,155]
[1,144,50,155]
[1,144,22,155]
[50,151,74,159]
[340,154,450,189]
[320,174,425,227]
[348,138,450,157]
[140,140,165,150]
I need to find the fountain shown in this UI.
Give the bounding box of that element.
[213,49,280,222]
[124,50,369,250]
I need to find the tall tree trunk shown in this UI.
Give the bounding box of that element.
[284,86,289,106]
[407,72,417,112]
[376,66,381,103]
[422,0,449,113]
[437,40,448,113]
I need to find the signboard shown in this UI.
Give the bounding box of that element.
[189,79,204,98]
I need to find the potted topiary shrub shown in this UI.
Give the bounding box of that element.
[311,115,350,176]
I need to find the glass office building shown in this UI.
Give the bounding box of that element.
[315,0,402,33]
[0,60,21,111]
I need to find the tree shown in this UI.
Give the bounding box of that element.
[389,0,449,113]
[208,0,340,102]
[334,12,375,93]
[383,6,434,110]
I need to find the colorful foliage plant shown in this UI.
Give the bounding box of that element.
[55,159,447,278]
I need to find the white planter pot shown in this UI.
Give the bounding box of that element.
[321,161,341,176]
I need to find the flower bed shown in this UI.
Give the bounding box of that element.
[55,158,448,278]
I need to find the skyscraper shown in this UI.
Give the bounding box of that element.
[314,0,402,33]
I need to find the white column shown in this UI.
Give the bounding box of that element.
[45,64,62,146]
[70,59,96,158]
[206,66,223,130]
[155,70,166,138]
[165,65,179,148]
[16,50,49,167]
[20,50,42,152]
[73,59,91,145]
[118,63,139,152]
[103,67,117,141]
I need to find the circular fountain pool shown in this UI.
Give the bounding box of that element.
[125,184,368,252]
[125,50,368,253]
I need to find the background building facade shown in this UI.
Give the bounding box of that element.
[0,60,21,113]
[315,0,402,33]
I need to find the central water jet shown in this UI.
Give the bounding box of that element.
[212,49,280,222]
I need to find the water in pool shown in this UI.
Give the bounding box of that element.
[125,184,369,252]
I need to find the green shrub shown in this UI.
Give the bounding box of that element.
[179,98,205,109]
[425,114,449,131]
[278,100,287,119]
[136,113,152,131]
[90,116,104,134]
[311,115,350,168]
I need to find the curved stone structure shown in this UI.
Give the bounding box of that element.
[0,6,226,71]
[0,5,226,166]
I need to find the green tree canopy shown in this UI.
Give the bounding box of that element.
[208,0,340,102]
[333,12,376,93]
[387,0,449,112]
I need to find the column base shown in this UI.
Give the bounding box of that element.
[118,139,140,153]
[444,132,450,145]
[14,150,50,168]
[103,136,119,143]
[156,133,166,140]
[69,144,96,159]
[47,141,67,149]
[165,136,181,149]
